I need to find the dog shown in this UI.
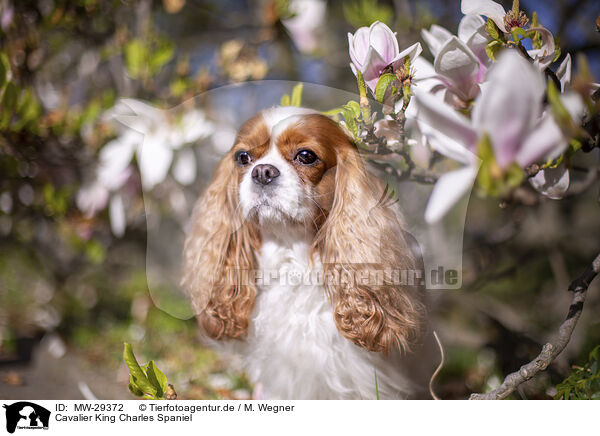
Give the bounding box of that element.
[182,106,434,399]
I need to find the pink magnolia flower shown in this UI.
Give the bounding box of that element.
[418,16,491,107]
[414,50,568,222]
[282,0,326,54]
[461,0,509,33]
[348,21,422,93]
[461,0,556,71]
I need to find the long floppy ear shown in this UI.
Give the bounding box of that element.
[181,152,259,340]
[316,143,425,355]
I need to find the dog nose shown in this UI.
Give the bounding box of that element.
[252,164,280,185]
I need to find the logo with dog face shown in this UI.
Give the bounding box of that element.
[2,402,50,433]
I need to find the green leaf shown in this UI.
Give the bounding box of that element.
[1,82,18,129]
[553,44,561,63]
[531,11,539,27]
[128,376,144,397]
[341,108,358,138]
[124,39,148,79]
[280,94,291,106]
[149,40,174,73]
[321,107,344,117]
[2,81,17,111]
[342,100,361,119]
[290,83,303,107]
[143,361,167,398]
[485,40,502,62]
[374,73,397,103]
[510,27,527,42]
[356,70,367,101]
[590,346,600,361]
[547,80,570,124]
[0,52,9,90]
[123,343,158,398]
[486,18,501,41]
[476,135,524,196]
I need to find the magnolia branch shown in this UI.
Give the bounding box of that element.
[469,252,600,400]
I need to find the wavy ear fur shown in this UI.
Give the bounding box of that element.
[316,143,425,355]
[181,152,259,340]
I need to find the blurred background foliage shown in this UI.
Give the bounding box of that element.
[0,0,599,400]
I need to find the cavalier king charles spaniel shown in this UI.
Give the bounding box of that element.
[182,106,434,399]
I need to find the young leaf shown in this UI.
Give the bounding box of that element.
[144,361,168,398]
[2,82,17,112]
[0,52,9,90]
[486,18,502,41]
[510,27,527,42]
[123,343,158,398]
[485,40,502,61]
[280,94,291,106]
[290,83,303,107]
[547,80,570,124]
[124,39,148,79]
[343,100,361,119]
[128,375,144,397]
[149,40,174,73]
[374,73,396,103]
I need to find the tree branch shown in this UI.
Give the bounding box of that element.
[469,252,600,400]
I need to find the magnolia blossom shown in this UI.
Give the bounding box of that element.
[529,164,570,200]
[415,50,568,222]
[461,0,510,33]
[461,0,556,70]
[420,15,490,105]
[77,99,213,237]
[348,21,422,92]
[282,0,326,54]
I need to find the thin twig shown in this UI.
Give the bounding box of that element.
[469,252,600,400]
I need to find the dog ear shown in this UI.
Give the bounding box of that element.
[316,142,425,355]
[181,151,259,340]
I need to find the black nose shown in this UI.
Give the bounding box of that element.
[252,164,280,185]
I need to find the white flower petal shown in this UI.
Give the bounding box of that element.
[434,36,481,101]
[516,114,566,168]
[461,0,507,33]
[109,193,126,237]
[282,0,326,53]
[109,99,164,134]
[138,132,174,190]
[529,164,570,199]
[421,25,452,57]
[419,118,477,165]
[425,166,478,223]
[393,41,422,64]
[173,148,197,185]
[465,20,491,68]
[458,14,486,42]
[369,21,399,63]
[181,110,215,144]
[413,89,478,153]
[561,92,585,122]
[349,27,370,69]
[473,50,544,167]
[405,57,441,119]
[528,26,555,70]
[556,54,572,92]
[76,182,109,216]
[97,133,138,190]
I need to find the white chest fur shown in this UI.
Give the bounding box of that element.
[241,226,417,400]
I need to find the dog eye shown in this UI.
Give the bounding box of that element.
[235,151,253,166]
[295,149,318,165]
